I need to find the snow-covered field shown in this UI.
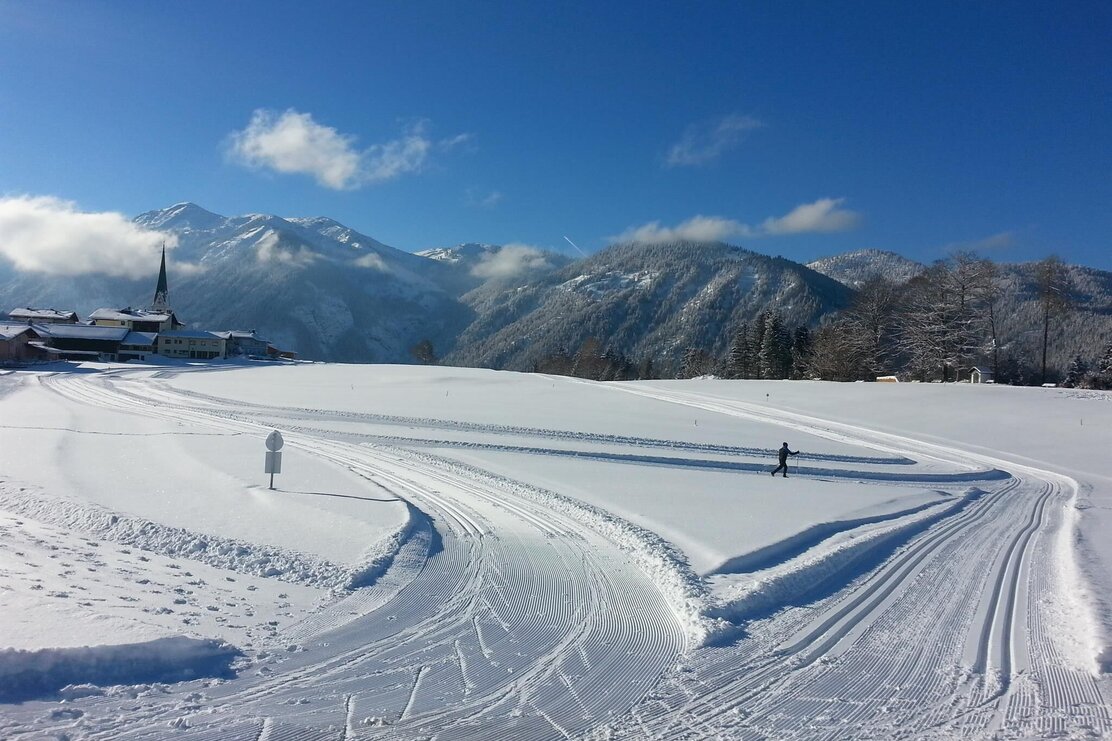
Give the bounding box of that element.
[0,362,1109,739]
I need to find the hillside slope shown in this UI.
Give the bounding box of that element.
[445,241,854,372]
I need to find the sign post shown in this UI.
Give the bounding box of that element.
[265,430,284,490]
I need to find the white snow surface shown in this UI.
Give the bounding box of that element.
[0,363,1109,739]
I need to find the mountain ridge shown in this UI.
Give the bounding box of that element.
[2,203,1110,377]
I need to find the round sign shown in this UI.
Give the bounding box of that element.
[265,430,284,451]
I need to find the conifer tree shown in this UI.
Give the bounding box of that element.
[725,323,751,379]
[790,326,813,379]
[750,311,769,379]
[1062,355,1088,388]
[1093,341,1112,390]
[757,312,791,379]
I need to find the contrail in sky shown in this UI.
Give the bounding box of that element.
[563,236,587,257]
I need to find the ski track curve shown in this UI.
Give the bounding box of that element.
[1,373,685,740]
[2,371,1109,740]
[573,381,1110,740]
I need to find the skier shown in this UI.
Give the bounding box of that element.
[771,442,798,477]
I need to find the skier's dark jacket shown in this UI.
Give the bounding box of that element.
[778,445,798,463]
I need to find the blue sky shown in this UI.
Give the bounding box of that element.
[1,1,1109,269]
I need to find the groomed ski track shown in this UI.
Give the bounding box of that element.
[3,370,1108,740]
[580,381,1110,740]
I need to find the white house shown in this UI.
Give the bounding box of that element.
[157,330,227,360]
[970,366,993,384]
[7,307,79,324]
[89,307,181,333]
[216,330,270,358]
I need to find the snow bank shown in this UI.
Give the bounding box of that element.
[385,450,986,650]
[0,484,414,593]
[344,500,426,589]
[0,636,240,702]
[708,489,983,631]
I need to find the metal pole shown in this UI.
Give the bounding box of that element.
[269,470,274,490]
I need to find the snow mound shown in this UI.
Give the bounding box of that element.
[0,484,414,593]
[0,637,240,702]
[708,488,984,630]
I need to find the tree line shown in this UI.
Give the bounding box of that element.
[525,253,1112,387]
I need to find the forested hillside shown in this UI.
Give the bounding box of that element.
[442,241,853,375]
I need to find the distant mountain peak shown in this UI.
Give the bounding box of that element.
[807,249,925,288]
[135,202,227,232]
[417,243,501,263]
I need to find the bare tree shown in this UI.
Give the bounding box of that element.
[843,276,900,378]
[1034,255,1072,384]
[971,259,1003,379]
[808,319,863,381]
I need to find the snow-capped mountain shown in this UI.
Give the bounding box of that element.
[416,243,572,297]
[416,243,500,264]
[807,249,925,288]
[4,204,1109,374]
[444,241,853,373]
[129,205,463,362]
[0,204,467,363]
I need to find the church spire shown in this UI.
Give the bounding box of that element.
[151,244,170,312]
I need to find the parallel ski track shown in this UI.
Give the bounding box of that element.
[124,377,915,466]
[22,373,686,740]
[96,377,1005,488]
[580,382,1109,739]
[15,372,1109,739]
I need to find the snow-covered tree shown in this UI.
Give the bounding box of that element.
[1062,355,1088,388]
[1034,255,1073,384]
[790,325,813,379]
[759,312,791,379]
[725,323,753,379]
[679,347,714,378]
[1090,341,1112,389]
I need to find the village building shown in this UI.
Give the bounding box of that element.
[30,324,130,361]
[6,308,79,324]
[5,246,294,365]
[0,323,51,364]
[118,331,158,362]
[89,247,183,333]
[89,307,181,332]
[157,330,226,360]
[970,366,994,384]
[216,330,270,357]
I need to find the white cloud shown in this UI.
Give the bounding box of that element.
[666,114,764,167]
[353,252,388,271]
[612,216,752,245]
[0,195,177,278]
[613,198,862,245]
[228,110,466,190]
[471,244,552,279]
[229,109,362,189]
[760,197,861,234]
[254,230,318,268]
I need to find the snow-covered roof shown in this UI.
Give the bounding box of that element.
[121,331,158,347]
[34,324,130,341]
[28,342,101,356]
[0,323,37,341]
[159,329,224,340]
[214,330,265,340]
[89,308,174,323]
[7,307,78,321]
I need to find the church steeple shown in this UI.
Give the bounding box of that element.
[151,244,170,312]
